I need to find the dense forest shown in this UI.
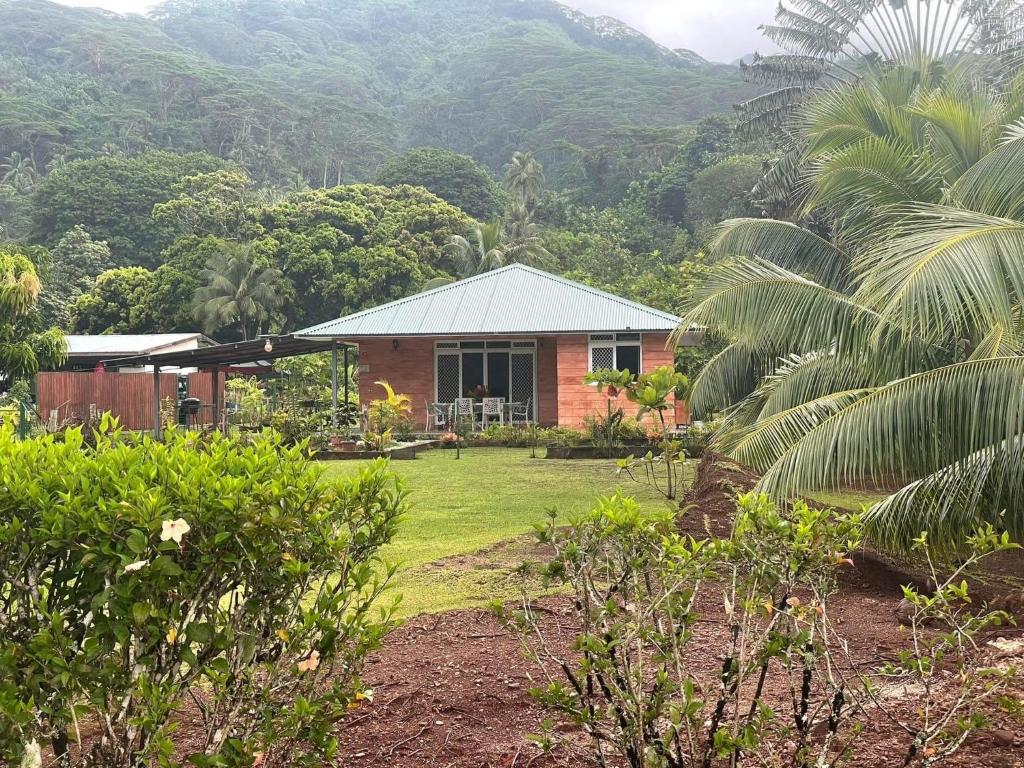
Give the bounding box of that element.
[0,0,770,377]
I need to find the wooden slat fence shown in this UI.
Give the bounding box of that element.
[37,371,179,431]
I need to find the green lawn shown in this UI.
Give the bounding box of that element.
[322,447,683,616]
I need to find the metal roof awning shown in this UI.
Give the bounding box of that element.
[102,334,353,370]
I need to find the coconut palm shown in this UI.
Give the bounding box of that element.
[684,49,1024,551]
[193,243,285,340]
[423,217,550,290]
[0,152,38,193]
[504,151,545,211]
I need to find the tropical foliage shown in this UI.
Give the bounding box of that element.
[0,246,66,381]
[0,424,405,766]
[685,0,1024,550]
[193,243,285,340]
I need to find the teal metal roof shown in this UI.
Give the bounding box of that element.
[296,264,682,338]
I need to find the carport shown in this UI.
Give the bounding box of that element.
[103,334,355,437]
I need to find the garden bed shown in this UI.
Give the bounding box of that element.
[315,439,438,461]
[544,443,653,459]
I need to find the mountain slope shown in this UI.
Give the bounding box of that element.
[0,0,759,184]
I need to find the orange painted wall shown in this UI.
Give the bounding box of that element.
[554,333,678,428]
[356,337,436,429]
[536,336,558,426]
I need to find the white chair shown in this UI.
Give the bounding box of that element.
[426,401,451,432]
[454,397,475,430]
[481,397,504,427]
[508,398,531,426]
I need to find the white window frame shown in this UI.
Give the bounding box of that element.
[588,333,643,374]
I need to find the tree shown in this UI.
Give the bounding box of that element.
[36,226,114,329]
[193,243,285,340]
[253,184,473,328]
[0,152,38,193]
[70,267,157,334]
[684,154,763,230]
[0,248,66,382]
[376,148,505,219]
[30,151,226,267]
[151,169,259,239]
[503,151,545,211]
[685,53,1024,550]
[425,217,551,289]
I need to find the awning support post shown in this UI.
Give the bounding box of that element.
[343,345,350,429]
[331,346,339,432]
[151,366,161,440]
[210,368,220,432]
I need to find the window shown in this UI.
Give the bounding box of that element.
[589,333,642,374]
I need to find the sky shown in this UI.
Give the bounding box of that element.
[51,0,780,62]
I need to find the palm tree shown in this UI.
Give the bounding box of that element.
[684,45,1024,551]
[737,0,1024,208]
[0,152,38,193]
[193,243,285,340]
[504,151,545,211]
[423,217,550,290]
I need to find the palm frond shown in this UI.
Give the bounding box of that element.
[852,204,1024,342]
[682,257,878,358]
[946,136,1024,219]
[704,218,851,290]
[687,341,763,418]
[756,356,1024,498]
[724,387,876,472]
[865,436,1024,551]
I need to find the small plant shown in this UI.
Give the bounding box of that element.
[225,375,266,426]
[583,368,633,457]
[497,492,861,768]
[871,527,1019,765]
[365,380,412,451]
[600,365,692,499]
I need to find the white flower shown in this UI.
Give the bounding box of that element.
[20,740,41,768]
[160,518,190,544]
[123,559,149,573]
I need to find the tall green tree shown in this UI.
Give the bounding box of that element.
[193,243,284,340]
[424,217,551,290]
[0,152,38,193]
[503,151,545,212]
[36,226,114,329]
[30,151,226,267]
[376,148,504,219]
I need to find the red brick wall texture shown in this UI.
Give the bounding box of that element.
[355,333,687,430]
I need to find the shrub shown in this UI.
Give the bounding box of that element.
[365,380,412,450]
[0,420,406,767]
[498,493,1016,767]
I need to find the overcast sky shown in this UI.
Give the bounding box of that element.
[51,0,779,62]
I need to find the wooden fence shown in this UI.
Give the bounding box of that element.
[37,371,179,431]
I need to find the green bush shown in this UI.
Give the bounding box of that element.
[0,420,406,766]
[499,493,1016,767]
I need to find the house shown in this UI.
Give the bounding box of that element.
[296,264,699,429]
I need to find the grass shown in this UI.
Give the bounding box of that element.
[809,489,888,511]
[322,447,685,616]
